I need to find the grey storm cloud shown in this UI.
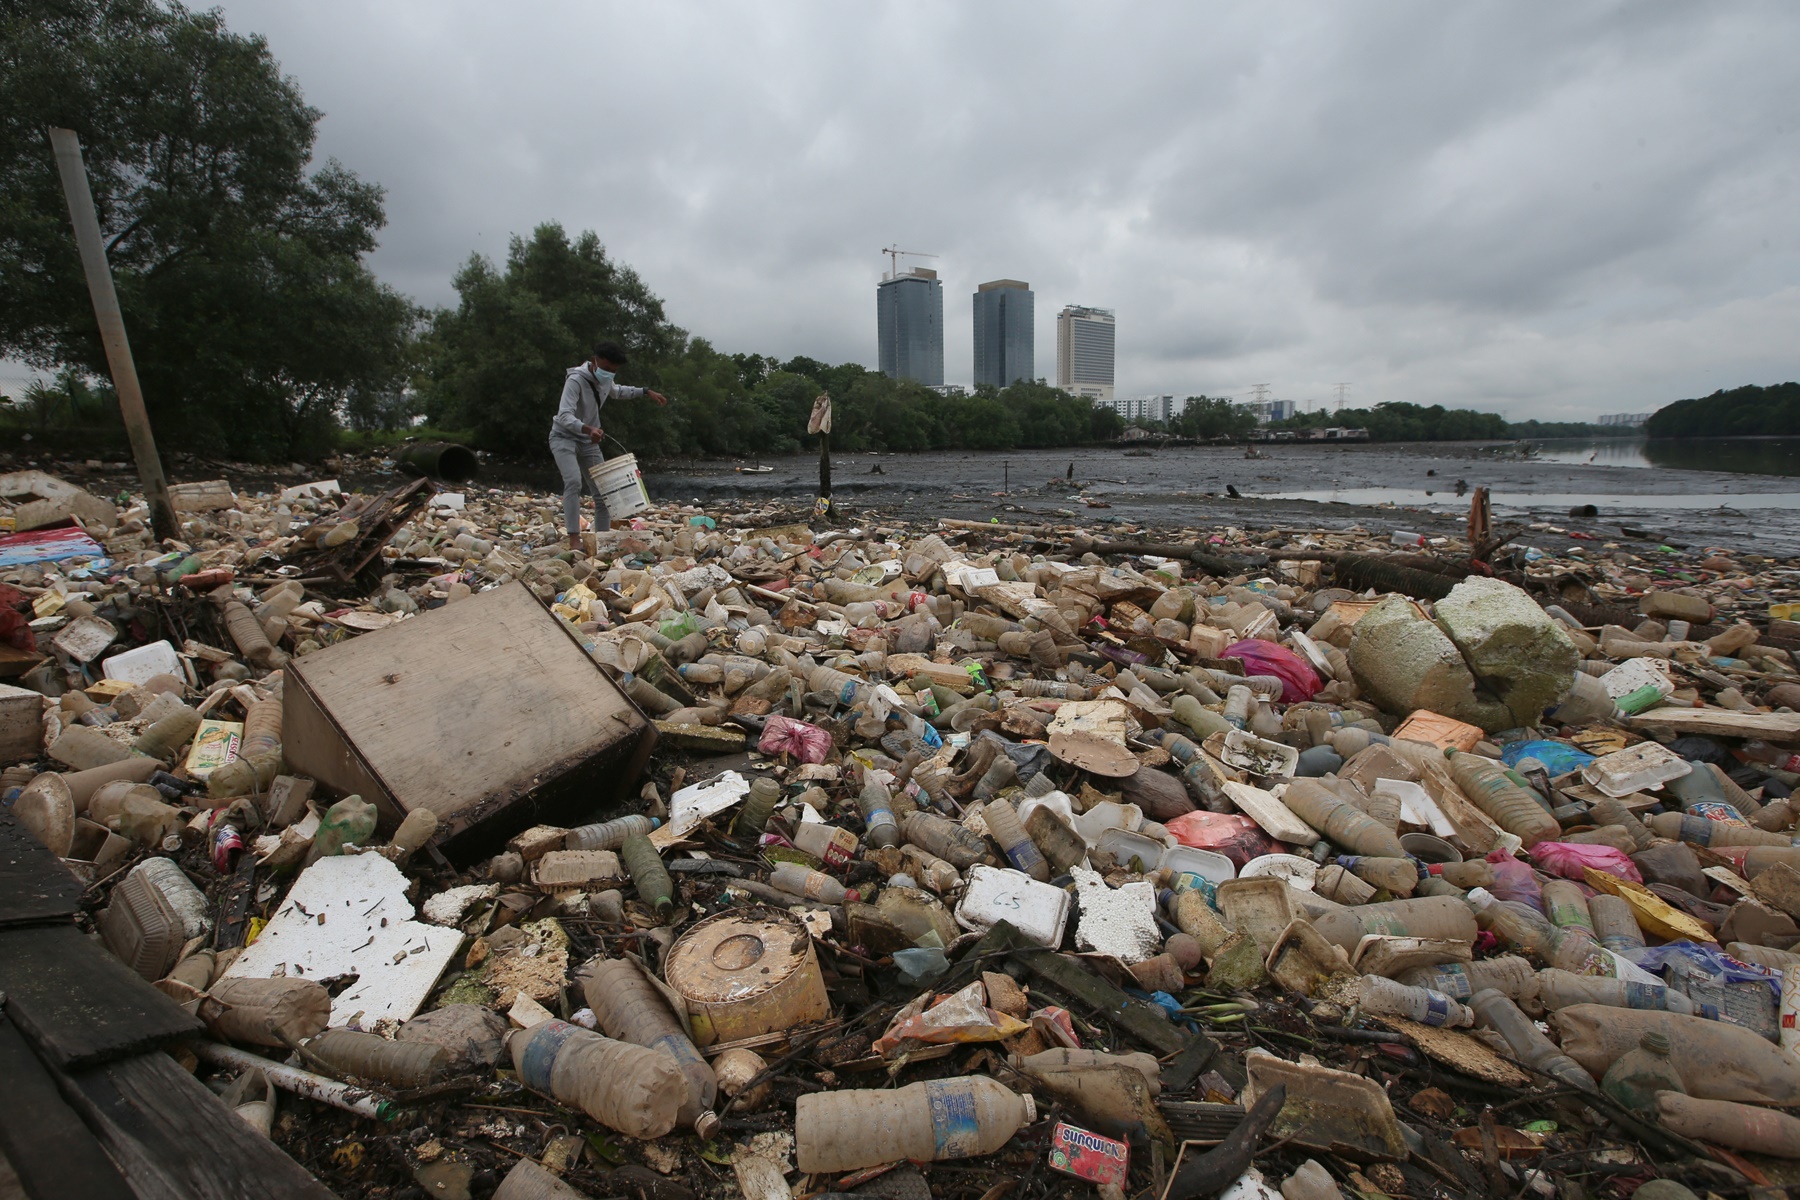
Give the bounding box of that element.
[215,0,1800,420]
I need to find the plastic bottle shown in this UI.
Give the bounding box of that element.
[1655,1093,1800,1159]
[1535,969,1697,1016]
[130,706,200,761]
[794,1075,1036,1174]
[305,795,378,865]
[1334,856,1419,896]
[1446,750,1561,847]
[385,807,438,863]
[1468,990,1597,1091]
[1600,1032,1686,1108]
[1427,860,1496,889]
[902,811,991,870]
[582,959,722,1137]
[50,725,134,771]
[982,799,1049,881]
[1741,741,1800,773]
[223,600,288,667]
[809,664,871,708]
[619,833,675,918]
[1540,880,1595,937]
[1311,896,1479,950]
[859,777,900,849]
[306,1028,450,1088]
[1647,812,1787,847]
[1588,894,1646,954]
[510,1021,687,1138]
[1170,694,1232,741]
[790,821,860,869]
[1398,956,1537,1001]
[1147,730,1230,810]
[898,845,962,893]
[565,814,661,852]
[1279,778,1406,858]
[734,778,782,837]
[1352,975,1473,1027]
[1466,888,1610,976]
[1587,795,1657,851]
[770,861,860,904]
[1222,684,1253,730]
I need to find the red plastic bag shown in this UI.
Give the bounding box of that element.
[1530,841,1643,885]
[758,715,833,764]
[1166,811,1275,868]
[1223,640,1320,704]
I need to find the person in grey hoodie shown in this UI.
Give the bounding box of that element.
[550,341,667,552]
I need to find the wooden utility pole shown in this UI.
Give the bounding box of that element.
[47,127,179,541]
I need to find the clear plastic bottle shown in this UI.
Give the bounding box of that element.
[306,1028,450,1089]
[384,808,438,863]
[982,799,1049,881]
[1446,750,1562,847]
[1467,888,1610,975]
[1398,955,1537,1001]
[50,725,134,771]
[1546,671,1620,725]
[770,861,860,904]
[1468,989,1596,1091]
[902,811,991,870]
[581,960,722,1137]
[859,777,900,849]
[1589,893,1646,954]
[1739,741,1800,773]
[1352,975,1473,1027]
[1588,794,1657,850]
[734,778,782,837]
[1600,1032,1686,1108]
[1646,812,1787,847]
[223,599,288,667]
[1535,969,1696,1015]
[809,664,871,708]
[565,814,661,852]
[1171,694,1232,741]
[1540,880,1595,937]
[898,845,962,893]
[619,833,675,918]
[1280,779,1406,857]
[510,1020,687,1138]
[305,795,378,865]
[1334,855,1419,895]
[1427,861,1496,889]
[1311,896,1478,950]
[1223,684,1253,730]
[795,1076,1036,1174]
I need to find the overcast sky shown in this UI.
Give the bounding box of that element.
[210,0,1799,420]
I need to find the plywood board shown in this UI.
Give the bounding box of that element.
[1628,707,1800,743]
[285,581,653,841]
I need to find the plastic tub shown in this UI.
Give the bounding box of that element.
[100,639,183,685]
[1239,853,1319,890]
[955,864,1071,948]
[1400,833,1462,864]
[587,454,650,520]
[1096,827,1168,872]
[1159,844,1237,884]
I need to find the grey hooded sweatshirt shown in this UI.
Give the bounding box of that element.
[550,363,646,442]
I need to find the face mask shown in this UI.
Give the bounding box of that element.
[590,364,614,383]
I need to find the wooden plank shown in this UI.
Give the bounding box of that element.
[1010,945,1192,1057]
[64,1051,337,1200]
[0,1014,136,1200]
[0,810,81,928]
[286,582,650,832]
[1628,707,1800,742]
[0,923,202,1069]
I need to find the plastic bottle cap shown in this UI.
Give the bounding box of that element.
[648,817,662,830]
[1020,1092,1037,1122]
[844,889,861,904]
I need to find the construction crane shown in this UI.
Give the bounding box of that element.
[882,245,938,279]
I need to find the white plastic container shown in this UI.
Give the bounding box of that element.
[100,639,183,685]
[587,454,650,519]
[1580,741,1692,798]
[1160,844,1237,884]
[1219,729,1300,779]
[1239,853,1320,890]
[1072,800,1143,845]
[1599,657,1676,702]
[1096,827,1168,872]
[955,864,1071,947]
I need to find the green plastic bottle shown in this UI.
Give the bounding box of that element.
[306,795,378,865]
[1600,1032,1686,1109]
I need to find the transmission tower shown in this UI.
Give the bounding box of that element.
[1334,382,1350,410]
[1249,384,1271,405]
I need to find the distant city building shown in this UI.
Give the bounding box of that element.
[972,280,1034,388]
[1098,393,1180,423]
[1248,399,1298,424]
[1596,412,1652,427]
[1056,305,1115,403]
[877,267,944,386]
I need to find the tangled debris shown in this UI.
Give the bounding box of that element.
[6,453,1800,1199]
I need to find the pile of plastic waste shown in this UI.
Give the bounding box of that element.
[7,454,1800,1199]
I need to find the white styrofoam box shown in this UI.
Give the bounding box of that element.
[1159,844,1237,884]
[955,864,1072,948]
[1599,656,1675,701]
[100,639,183,685]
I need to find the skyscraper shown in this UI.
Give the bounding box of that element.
[876,268,944,386]
[972,279,1034,388]
[1056,305,1115,402]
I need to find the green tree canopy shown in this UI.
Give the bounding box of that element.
[0,0,415,458]
[1644,383,1800,439]
[1269,401,1508,441]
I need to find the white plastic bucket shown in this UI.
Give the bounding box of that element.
[587,453,650,520]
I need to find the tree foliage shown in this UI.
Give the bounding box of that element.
[1643,383,1800,439]
[1269,401,1509,441]
[1168,396,1257,440]
[0,0,416,459]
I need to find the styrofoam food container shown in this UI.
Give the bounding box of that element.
[955,864,1072,948]
[1160,845,1237,883]
[100,639,182,685]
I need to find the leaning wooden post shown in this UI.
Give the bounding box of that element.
[808,393,833,521]
[47,126,179,541]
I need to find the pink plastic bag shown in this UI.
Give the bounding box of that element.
[758,716,833,764]
[1223,640,1321,704]
[1485,849,1546,912]
[1530,841,1644,885]
[1166,811,1275,868]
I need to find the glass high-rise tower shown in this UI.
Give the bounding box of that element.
[876,268,944,386]
[972,279,1034,389]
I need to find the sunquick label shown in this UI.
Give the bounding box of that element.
[817,830,856,868]
[925,1078,982,1159]
[1049,1123,1129,1186]
[517,1021,581,1093]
